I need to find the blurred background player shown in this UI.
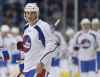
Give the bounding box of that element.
[67,27,80,77]
[91,18,100,77]
[0,25,11,51]
[48,21,68,77]
[0,48,8,77]
[0,25,23,77]
[10,26,23,51]
[70,18,97,77]
[0,25,11,77]
[91,18,100,32]
[17,3,57,77]
[7,26,22,77]
[0,25,11,62]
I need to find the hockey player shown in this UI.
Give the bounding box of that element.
[71,18,97,77]
[0,25,11,50]
[10,27,22,51]
[0,51,8,77]
[7,27,23,77]
[91,18,100,32]
[0,25,11,77]
[48,25,68,77]
[68,38,80,77]
[0,25,12,62]
[17,3,57,77]
[91,18,100,77]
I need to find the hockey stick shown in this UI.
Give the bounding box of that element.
[54,19,60,27]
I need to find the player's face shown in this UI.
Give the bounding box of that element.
[24,11,37,23]
[1,32,8,37]
[92,23,99,31]
[81,23,90,31]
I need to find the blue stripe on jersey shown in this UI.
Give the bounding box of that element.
[0,60,7,67]
[24,69,36,77]
[11,52,21,64]
[19,63,24,72]
[51,57,60,67]
[23,25,28,32]
[72,57,79,65]
[34,25,45,47]
[80,59,96,72]
[97,52,100,69]
[2,50,9,61]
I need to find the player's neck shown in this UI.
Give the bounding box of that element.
[83,29,89,32]
[93,29,98,32]
[29,19,39,26]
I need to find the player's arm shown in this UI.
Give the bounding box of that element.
[40,23,57,62]
[36,24,57,77]
[68,32,81,54]
[96,33,100,51]
[17,41,25,77]
[17,25,29,52]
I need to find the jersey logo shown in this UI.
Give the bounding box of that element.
[80,39,91,49]
[23,35,31,52]
[23,25,45,47]
[76,32,96,49]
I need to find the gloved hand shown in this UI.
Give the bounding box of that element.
[17,41,23,51]
[73,46,80,51]
[36,62,46,77]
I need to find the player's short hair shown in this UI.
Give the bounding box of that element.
[80,18,90,25]
[0,25,10,32]
[92,18,99,25]
[11,27,19,34]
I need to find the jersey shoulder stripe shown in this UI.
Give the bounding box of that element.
[34,25,45,47]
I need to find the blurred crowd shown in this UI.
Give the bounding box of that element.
[0,0,99,32]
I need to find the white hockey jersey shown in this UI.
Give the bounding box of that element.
[53,31,67,58]
[70,31,97,61]
[97,30,100,51]
[23,19,57,72]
